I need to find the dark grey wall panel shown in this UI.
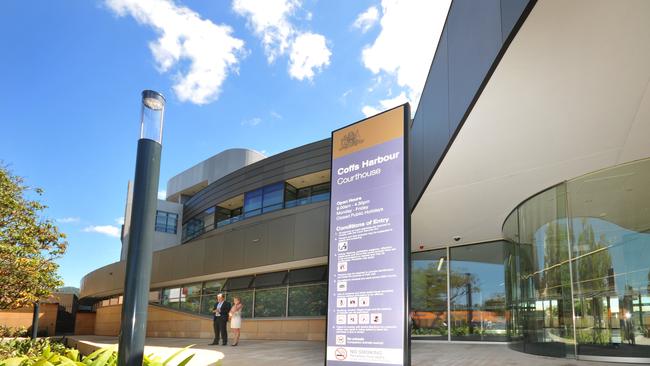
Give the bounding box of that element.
[293,205,328,260]
[409,29,450,208]
[244,223,268,268]
[203,236,224,276]
[222,230,244,271]
[501,0,530,41]
[267,216,295,264]
[447,0,502,131]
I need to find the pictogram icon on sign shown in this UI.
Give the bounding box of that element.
[335,348,347,360]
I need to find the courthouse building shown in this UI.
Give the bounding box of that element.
[79,0,650,363]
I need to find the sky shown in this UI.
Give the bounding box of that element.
[0,0,450,288]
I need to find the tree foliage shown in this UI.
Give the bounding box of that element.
[0,166,67,309]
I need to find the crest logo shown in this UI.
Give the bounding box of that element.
[339,129,363,150]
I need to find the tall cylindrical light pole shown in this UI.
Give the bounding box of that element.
[118,90,165,366]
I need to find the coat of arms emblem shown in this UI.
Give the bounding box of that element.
[339,130,363,150]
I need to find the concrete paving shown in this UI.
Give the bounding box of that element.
[67,336,640,366]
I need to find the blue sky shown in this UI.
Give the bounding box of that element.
[0,0,449,287]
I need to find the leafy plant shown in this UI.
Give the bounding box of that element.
[0,326,28,338]
[0,339,211,366]
[0,166,67,309]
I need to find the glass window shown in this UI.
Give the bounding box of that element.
[254,287,287,317]
[284,184,297,208]
[183,283,202,297]
[183,217,204,242]
[450,242,508,342]
[180,296,201,313]
[411,249,448,339]
[155,211,178,234]
[162,287,181,309]
[224,276,253,291]
[568,159,650,359]
[226,290,253,318]
[203,207,215,230]
[253,271,287,288]
[288,284,327,316]
[262,182,285,213]
[506,185,575,356]
[149,290,161,303]
[244,188,263,218]
[200,294,217,316]
[296,187,311,205]
[288,266,327,284]
[215,207,232,228]
[203,280,225,295]
[310,183,330,202]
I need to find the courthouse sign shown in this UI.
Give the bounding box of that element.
[326,104,410,365]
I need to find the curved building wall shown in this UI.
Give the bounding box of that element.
[503,158,650,363]
[182,139,330,222]
[82,200,329,300]
[166,148,266,202]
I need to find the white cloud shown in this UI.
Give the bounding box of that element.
[115,217,125,225]
[57,217,80,224]
[233,0,331,80]
[362,91,409,117]
[233,0,298,63]
[270,111,283,119]
[158,190,166,200]
[83,225,121,238]
[361,0,451,112]
[105,0,245,104]
[241,117,262,127]
[353,6,379,33]
[288,33,331,81]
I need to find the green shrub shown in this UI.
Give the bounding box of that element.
[0,326,28,338]
[0,339,208,366]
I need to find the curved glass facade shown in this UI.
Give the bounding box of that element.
[504,159,650,362]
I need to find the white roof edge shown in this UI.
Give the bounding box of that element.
[166,148,267,200]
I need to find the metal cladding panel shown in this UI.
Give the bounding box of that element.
[409,30,450,208]
[222,230,245,271]
[293,205,328,260]
[202,235,224,275]
[447,0,502,130]
[501,0,530,42]
[244,223,269,268]
[267,215,295,263]
[183,139,331,222]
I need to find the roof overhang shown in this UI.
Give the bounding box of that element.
[412,0,650,251]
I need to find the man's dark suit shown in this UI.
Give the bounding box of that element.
[212,300,232,345]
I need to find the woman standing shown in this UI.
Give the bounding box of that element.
[229,296,244,346]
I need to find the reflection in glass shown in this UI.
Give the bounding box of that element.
[568,159,650,359]
[504,158,650,362]
[254,287,287,317]
[288,284,327,316]
[411,249,448,339]
[450,242,508,341]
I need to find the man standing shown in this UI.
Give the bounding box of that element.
[210,293,232,345]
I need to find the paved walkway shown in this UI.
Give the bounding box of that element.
[68,336,639,365]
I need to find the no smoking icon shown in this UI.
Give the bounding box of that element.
[335,348,347,360]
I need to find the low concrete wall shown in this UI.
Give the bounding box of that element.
[92,304,325,341]
[74,312,96,335]
[0,303,58,336]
